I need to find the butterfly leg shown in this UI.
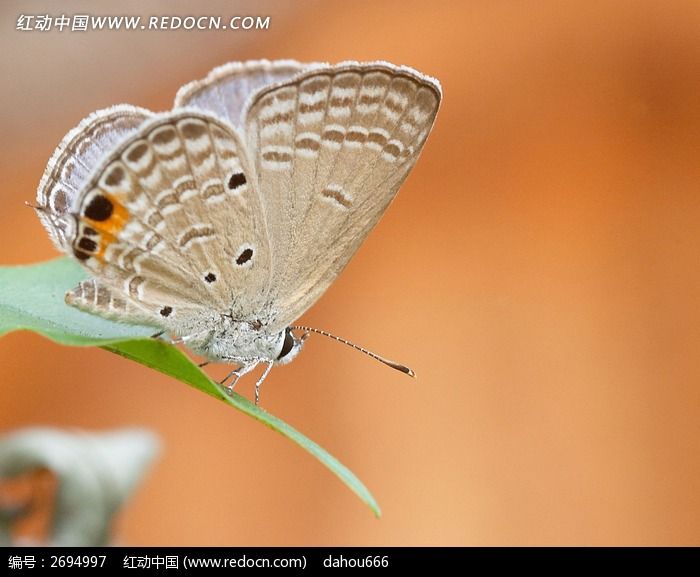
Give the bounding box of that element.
[254,361,274,406]
[220,359,260,396]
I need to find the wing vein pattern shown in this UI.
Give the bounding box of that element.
[36,60,441,340]
[245,62,441,331]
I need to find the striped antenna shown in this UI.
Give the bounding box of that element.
[291,325,416,378]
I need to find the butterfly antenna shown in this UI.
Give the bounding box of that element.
[24,201,45,211]
[290,325,416,378]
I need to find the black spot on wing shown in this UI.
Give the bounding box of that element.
[236,248,253,265]
[228,172,246,190]
[84,195,113,221]
[78,237,97,252]
[73,248,90,261]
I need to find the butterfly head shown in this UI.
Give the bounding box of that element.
[274,327,306,366]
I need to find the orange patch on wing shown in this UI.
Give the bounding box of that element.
[84,192,130,262]
[94,229,118,261]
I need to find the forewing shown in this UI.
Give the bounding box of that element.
[36,105,153,251]
[245,62,441,331]
[61,111,271,328]
[174,59,323,131]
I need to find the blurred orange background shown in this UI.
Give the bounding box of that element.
[2,0,700,545]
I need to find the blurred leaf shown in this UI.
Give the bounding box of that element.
[0,428,159,546]
[0,501,21,546]
[0,259,380,517]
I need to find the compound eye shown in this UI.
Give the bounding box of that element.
[277,328,295,360]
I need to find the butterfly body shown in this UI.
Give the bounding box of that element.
[35,60,441,400]
[184,317,300,367]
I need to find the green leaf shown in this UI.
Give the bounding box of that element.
[0,258,380,517]
[0,258,154,344]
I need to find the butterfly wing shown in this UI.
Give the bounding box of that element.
[244,62,442,332]
[65,279,161,327]
[37,61,440,338]
[45,111,272,330]
[174,59,323,131]
[36,104,153,251]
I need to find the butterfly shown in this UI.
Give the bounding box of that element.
[34,60,442,403]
